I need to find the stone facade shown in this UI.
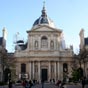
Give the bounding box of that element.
[14,5,74,82]
[0,28,7,81]
[79,29,88,78]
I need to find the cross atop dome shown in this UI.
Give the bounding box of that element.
[41,1,47,17]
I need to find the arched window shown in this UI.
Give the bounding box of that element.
[21,63,26,73]
[34,41,38,49]
[63,63,68,72]
[41,36,48,48]
[50,40,54,49]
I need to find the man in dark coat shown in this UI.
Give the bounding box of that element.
[81,77,86,88]
[41,79,44,88]
[8,80,12,88]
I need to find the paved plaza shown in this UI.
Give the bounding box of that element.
[31,83,88,88]
[31,83,58,88]
[0,83,88,88]
[64,84,87,88]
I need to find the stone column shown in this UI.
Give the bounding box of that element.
[60,62,63,81]
[39,36,41,50]
[15,63,20,80]
[48,61,51,81]
[29,61,31,80]
[31,36,34,50]
[54,62,56,82]
[38,61,40,82]
[17,63,21,79]
[33,61,35,79]
[57,61,60,80]
[26,62,29,79]
[54,36,56,50]
[48,37,50,50]
[33,36,34,50]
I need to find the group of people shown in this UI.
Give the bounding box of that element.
[8,79,37,88]
[55,76,87,88]
[50,79,55,84]
[22,80,36,88]
[56,80,65,88]
[8,76,87,88]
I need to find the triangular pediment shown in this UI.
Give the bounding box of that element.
[34,26,54,31]
[27,25,62,33]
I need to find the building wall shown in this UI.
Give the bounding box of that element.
[14,25,73,82]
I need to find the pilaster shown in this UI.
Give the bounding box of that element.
[33,61,34,79]
[38,61,40,82]
[54,61,56,82]
[29,61,31,80]
[48,61,51,81]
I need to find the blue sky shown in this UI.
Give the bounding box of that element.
[0,0,88,53]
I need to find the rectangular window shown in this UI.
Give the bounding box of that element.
[21,64,26,73]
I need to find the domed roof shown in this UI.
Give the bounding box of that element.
[32,4,55,28]
[33,16,49,26]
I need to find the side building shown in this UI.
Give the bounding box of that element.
[79,29,88,78]
[14,5,74,82]
[0,28,7,81]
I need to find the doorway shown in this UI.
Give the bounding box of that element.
[41,69,48,81]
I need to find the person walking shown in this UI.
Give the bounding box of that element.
[41,79,44,88]
[22,80,26,88]
[25,81,30,88]
[81,77,86,88]
[8,80,12,88]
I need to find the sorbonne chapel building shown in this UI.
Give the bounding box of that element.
[14,5,74,82]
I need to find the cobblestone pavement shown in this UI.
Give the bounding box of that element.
[0,83,58,88]
[64,84,88,88]
[0,85,23,88]
[31,83,58,88]
[0,83,88,88]
[32,83,88,88]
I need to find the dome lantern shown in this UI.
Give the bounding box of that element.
[41,1,47,17]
